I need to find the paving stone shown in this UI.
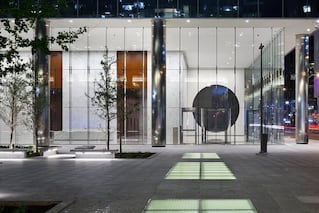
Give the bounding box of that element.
[1,140,319,212]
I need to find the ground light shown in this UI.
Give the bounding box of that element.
[165,162,236,180]
[182,152,220,159]
[142,199,257,212]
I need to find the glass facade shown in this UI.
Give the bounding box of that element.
[245,29,285,143]
[55,0,319,18]
[0,19,285,145]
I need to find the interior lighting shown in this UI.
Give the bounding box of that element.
[186,19,190,23]
[303,5,311,13]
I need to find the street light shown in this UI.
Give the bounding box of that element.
[259,43,268,154]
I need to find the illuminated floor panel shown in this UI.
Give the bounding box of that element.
[182,153,220,159]
[143,199,257,213]
[165,162,236,180]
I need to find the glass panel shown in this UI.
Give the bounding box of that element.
[235,28,254,143]
[99,0,117,17]
[199,28,216,69]
[285,0,319,17]
[89,28,106,51]
[166,28,181,144]
[61,1,77,17]
[218,0,239,17]
[157,0,178,18]
[199,0,217,17]
[165,162,236,180]
[179,28,198,143]
[107,28,125,51]
[125,28,143,50]
[260,0,282,17]
[119,0,147,17]
[70,28,88,50]
[180,0,198,17]
[117,50,147,144]
[143,199,257,212]
[182,153,220,159]
[217,28,235,69]
[144,0,157,17]
[78,0,98,17]
[239,0,258,17]
[145,199,199,211]
[245,28,284,144]
[50,27,69,51]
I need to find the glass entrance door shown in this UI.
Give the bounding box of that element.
[117,51,147,144]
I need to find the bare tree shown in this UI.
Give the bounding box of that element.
[116,82,140,153]
[89,47,117,150]
[90,48,140,152]
[0,71,31,149]
[0,0,86,151]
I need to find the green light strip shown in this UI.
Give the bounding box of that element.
[165,162,236,180]
[182,153,220,159]
[143,199,257,212]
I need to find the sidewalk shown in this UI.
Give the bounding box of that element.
[1,140,319,212]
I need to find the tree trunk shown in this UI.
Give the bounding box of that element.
[120,118,125,153]
[33,130,37,152]
[120,133,122,153]
[9,97,15,149]
[107,114,110,150]
[34,125,39,153]
[9,126,14,149]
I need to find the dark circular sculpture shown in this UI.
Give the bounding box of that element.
[192,85,239,132]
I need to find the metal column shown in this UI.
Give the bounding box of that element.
[34,20,50,148]
[295,34,309,144]
[313,30,319,111]
[151,19,166,147]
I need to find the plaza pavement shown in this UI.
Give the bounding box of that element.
[1,138,319,212]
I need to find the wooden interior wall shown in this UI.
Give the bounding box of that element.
[50,51,62,131]
[117,51,147,138]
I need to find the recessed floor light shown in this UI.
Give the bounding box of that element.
[165,162,236,180]
[143,199,257,212]
[182,153,220,159]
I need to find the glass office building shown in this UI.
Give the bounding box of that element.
[0,1,317,146]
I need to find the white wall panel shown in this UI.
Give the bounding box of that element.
[89,28,106,51]
[107,28,125,51]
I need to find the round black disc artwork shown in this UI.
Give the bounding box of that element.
[192,85,239,132]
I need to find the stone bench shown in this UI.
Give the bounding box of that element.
[41,147,59,157]
[0,150,27,159]
[70,147,118,158]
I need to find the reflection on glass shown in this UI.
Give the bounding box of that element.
[192,85,239,132]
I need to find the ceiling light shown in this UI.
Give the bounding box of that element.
[186,19,190,23]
